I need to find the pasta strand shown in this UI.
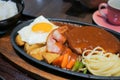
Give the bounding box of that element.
[82,46,120,76]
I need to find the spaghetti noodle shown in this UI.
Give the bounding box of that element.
[82,46,120,76]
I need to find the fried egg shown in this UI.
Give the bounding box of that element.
[18,15,58,45]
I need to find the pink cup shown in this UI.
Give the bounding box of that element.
[99,0,120,25]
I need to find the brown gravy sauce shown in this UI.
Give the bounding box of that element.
[53,22,120,54]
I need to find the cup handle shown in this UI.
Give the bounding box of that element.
[98,3,108,18]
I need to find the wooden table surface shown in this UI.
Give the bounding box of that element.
[0,0,96,80]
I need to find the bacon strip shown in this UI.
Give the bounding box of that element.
[46,26,68,54]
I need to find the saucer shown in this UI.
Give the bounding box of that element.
[92,9,120,33]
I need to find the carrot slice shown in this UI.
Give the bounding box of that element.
[52,54,64,66]
[66,58,76,69]
[61,52,70,68]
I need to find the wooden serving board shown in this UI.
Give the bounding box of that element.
[0,33,67,80]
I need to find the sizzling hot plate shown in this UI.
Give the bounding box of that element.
[11,18,120,79]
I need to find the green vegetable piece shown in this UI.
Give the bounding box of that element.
[76,62,85,72]
[72,60,80,71]
[83,69,87,74]
[79,62,84,69]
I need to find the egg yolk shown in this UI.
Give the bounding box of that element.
[32,22,53,32]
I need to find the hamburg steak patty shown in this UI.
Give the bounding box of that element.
[65,26,120,54]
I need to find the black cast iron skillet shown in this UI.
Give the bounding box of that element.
[11,18,120,79]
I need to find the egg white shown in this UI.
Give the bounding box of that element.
[18,15,58,45]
